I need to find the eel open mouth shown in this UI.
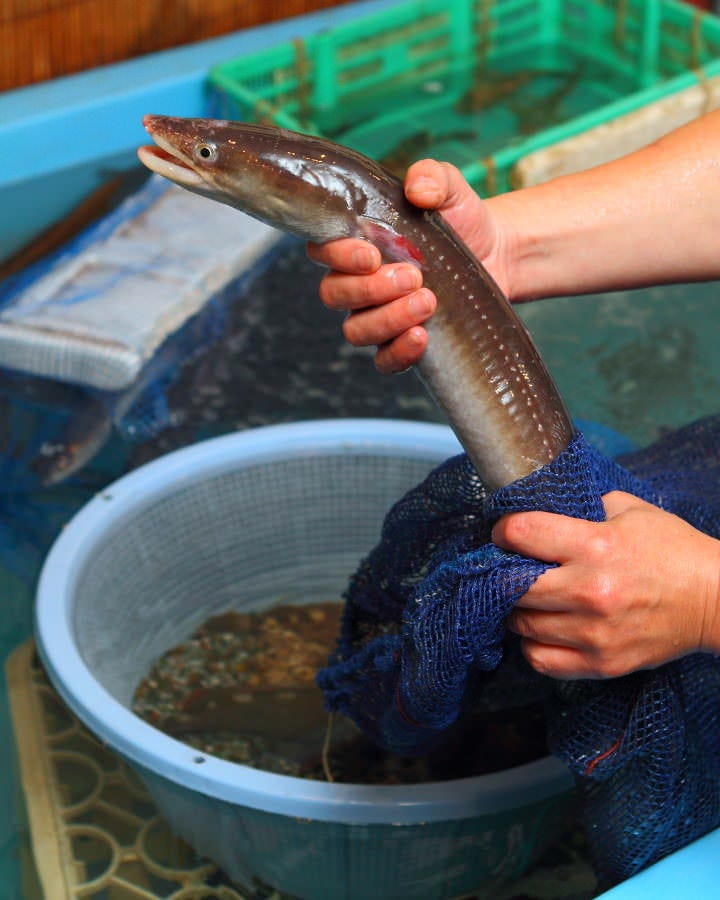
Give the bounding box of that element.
[137,116,205,189]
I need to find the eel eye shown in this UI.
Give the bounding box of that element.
[194,142,218,163]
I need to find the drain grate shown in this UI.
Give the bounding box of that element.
[6,639,596,899]
[6,639,253,900]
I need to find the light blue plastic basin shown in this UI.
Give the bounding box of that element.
[35,419,575,899]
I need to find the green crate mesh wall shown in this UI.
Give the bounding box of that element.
[209,0,720,194]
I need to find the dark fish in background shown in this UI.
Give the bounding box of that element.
[32,392,116,486]
[379,129,477,178]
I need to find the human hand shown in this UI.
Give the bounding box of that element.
[307,159,509,373]
[491,491,720,680]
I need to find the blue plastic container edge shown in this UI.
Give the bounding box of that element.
[35,418,573,826]
[0,0,401,190]
[595,826,720,898]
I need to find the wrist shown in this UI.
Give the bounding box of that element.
[697,534,720,655]
[483,182,578,303]
[480,191,532,302]
[484,173,625,303]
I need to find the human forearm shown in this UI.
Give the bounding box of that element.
[310,111,720,371]
[489,109,720,301]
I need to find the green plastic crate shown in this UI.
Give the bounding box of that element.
[210,0,720,194]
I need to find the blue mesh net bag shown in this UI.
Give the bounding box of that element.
[318,415,720,889]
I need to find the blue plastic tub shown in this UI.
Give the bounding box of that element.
[597,827,720,898]
[5,0,720,891]
[35,419,575,899]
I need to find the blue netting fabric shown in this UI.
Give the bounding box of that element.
[318,416,720,887]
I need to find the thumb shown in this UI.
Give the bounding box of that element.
[404,159,499,265]
[404,159,474,212]
[601,490,652,519]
